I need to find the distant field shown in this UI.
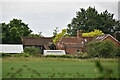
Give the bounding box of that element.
[2,57,119,78]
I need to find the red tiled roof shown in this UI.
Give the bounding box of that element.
[57,37,93,48]
[58,37,93,44]
[58,37,84,43]
[65,43,84,47]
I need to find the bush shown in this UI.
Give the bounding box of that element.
[24,47,41,56]
[12,53,27,57]
[44,54,73,58]
[2,53,12,57]
[23,53,30,57]
[1,53,30,57]
[76,52,89,59]
[85,41,100,58]
[85,40,119,58]
[114,47,120,57]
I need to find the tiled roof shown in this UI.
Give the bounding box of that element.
[57,37,94,47]
[58,37,93,44]
[58,37,84,43]
[57,34,120,49]
[65,43,84,47]
[21,36,53,47]
[92,34,120,45]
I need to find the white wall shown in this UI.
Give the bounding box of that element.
[44,50,66,55]
[0,44,23,53]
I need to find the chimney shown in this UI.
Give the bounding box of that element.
[77,30,82,38]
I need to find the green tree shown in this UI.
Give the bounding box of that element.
[38,32,44,37]
[28,32,44,37]
[53,27,59,38]
[85,40,119,58]
[53,29,68,44]
[2,18,32,44]
[67,7,120,41]
[0,23,2,43]
[28,34,40,37]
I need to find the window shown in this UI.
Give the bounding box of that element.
[82,41,84,44]
[48,44,56,50]
[85,39,87,42]
[77,50,80,52]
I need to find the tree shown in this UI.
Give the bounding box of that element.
[53,27,59,38]
[53,29,68,44]
[0,24,2,43]
[67,7,120,41]
[82,29,104,37]
[85,40,119,58]
[28,32,44,37]
[28,34,40,37]
[38,32,44,37]
[2,18,32,44]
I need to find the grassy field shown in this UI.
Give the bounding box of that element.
[2,57,119,78]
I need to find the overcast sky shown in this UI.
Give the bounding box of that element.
[1,0,120,37]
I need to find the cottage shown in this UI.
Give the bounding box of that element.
[56,30,93,55]
[56,30,120,55]
[21,37,56,54]
[92,34,120,47]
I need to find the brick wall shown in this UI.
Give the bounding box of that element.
[65,47,83,55]
[103,36,120,47]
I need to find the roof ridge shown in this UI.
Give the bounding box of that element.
[21,36,52,39]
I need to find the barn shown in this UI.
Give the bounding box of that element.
[21,36,56,54]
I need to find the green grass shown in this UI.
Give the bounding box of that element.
[2,57,119,78]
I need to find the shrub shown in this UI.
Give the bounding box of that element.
[23,53,30,57]
[1,53,30,57]
[85,41,101,58]
[97,40,115,58]
[24,47,41,56]
[85,40,119,58]
[114,47,120,57]
[2,53,12,57]
[76,52,89,59]
[11,54,21,57]
[44,54,73,58]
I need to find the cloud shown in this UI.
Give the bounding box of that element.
[1,2,119,37]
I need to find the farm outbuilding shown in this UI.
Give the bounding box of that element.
[21,36,56,54]
[0,44,23,53]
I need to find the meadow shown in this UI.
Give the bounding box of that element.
[2,57,119,78]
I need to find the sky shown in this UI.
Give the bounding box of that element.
[0,0,120,37]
